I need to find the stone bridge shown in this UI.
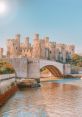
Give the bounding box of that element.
[28,59,64,79]
[0,57,71,79]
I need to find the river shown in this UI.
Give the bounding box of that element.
[0,78,82,117]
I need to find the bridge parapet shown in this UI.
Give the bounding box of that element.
[0,57,71,79]
[0,57,28,78]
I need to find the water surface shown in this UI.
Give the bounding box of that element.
[0,78,82,117]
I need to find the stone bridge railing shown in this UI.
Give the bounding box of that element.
[0,74,16,95]
[0,74,16,81]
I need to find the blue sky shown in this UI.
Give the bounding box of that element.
[0,0,82,53]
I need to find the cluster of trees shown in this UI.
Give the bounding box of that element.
[67,54,82,67]
[0,61,15,74]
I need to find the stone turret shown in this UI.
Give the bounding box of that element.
[44,36,49,48]
[49,42,56,60]
[16,34,20,40]
[15,34,20,56]
[34,33,39,40]
[15,34,20,46]
[65,45,75,61]
[32,33,41,58]
[40,39,46,59]
[0,48,3,58]
[45,36,49,42]
[24,37,30,49]
[7,34,21,57]
[67,45,75,54]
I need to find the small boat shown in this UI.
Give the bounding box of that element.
[17,79,41,89]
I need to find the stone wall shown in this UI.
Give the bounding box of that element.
[1,57,28,78]
[0,74,18,106]
[7,57,28,78]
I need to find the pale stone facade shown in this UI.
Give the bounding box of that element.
[7,34,75,63]
[0,48,3,58]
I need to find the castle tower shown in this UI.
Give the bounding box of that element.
[7,39,15,57]
[45,36,49,42]
[0,48,3,58]
[40,39,45,59]
[15,34,20,48]
[24,37,30,49]
[49,42,56,60]
[44,36,49,48]
[32,33,41,58]
[55,44,66,63]
[65,45,75,61]
[15,34,20,55]
[7,34,21,57]
[34,33,39,40]
[68,45,75,54]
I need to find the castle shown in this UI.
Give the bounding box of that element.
[6,34,75,63]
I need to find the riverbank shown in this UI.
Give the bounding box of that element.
[40,77,62,82]
[0,74,18,107]
[0,85,18,107]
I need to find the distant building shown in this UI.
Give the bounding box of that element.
[7,34,75,63]
[0,48,3,58]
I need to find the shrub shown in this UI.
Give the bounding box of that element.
[0,61,15,75]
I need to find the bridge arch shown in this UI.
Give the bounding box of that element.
[40,65,63,78]
[39,59,64,77]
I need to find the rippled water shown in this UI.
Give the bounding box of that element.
[0,79,82,117]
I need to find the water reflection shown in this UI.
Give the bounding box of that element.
[0,80,82,117]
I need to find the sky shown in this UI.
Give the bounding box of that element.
[0,0,82,54]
